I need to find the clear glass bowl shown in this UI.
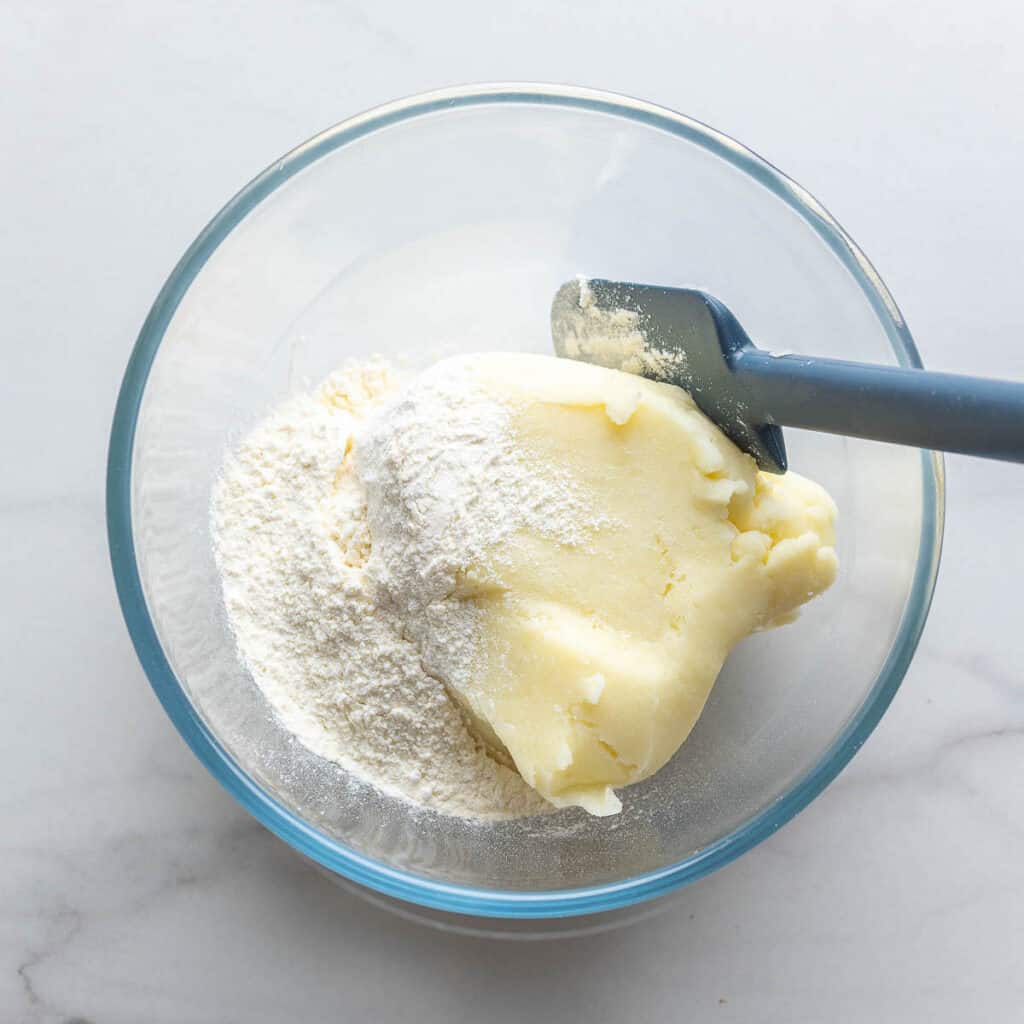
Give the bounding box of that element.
[107,84,943,921]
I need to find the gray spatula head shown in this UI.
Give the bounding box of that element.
[551,278,788,473]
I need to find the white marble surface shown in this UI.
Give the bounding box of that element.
[4,1,1024,1020]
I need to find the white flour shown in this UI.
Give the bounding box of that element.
[211,358,581,819]
[356,356,592,700]
[558,277,688,379]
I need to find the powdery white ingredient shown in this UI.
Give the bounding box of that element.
[211,361,549,819]
[356,356,595,701]
[560,277,688,379]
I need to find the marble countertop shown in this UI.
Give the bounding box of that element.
[5,1,1023,1020]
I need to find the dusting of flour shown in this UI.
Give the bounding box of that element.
[356,356,594,702]
[212,358,585,819]
[558,277,688,379]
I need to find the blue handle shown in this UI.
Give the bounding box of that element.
[733,349,1024,462]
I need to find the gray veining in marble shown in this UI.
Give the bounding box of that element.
[3,1,1023,1020]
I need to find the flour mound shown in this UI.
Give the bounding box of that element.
[211,361,547,819]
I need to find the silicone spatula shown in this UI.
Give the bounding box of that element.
[551,278,1024,473]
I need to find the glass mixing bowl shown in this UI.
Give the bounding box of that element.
[108,84,943,921]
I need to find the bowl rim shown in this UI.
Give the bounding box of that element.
[106,82,945,919]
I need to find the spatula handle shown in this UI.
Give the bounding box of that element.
[734,349,1024,463]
